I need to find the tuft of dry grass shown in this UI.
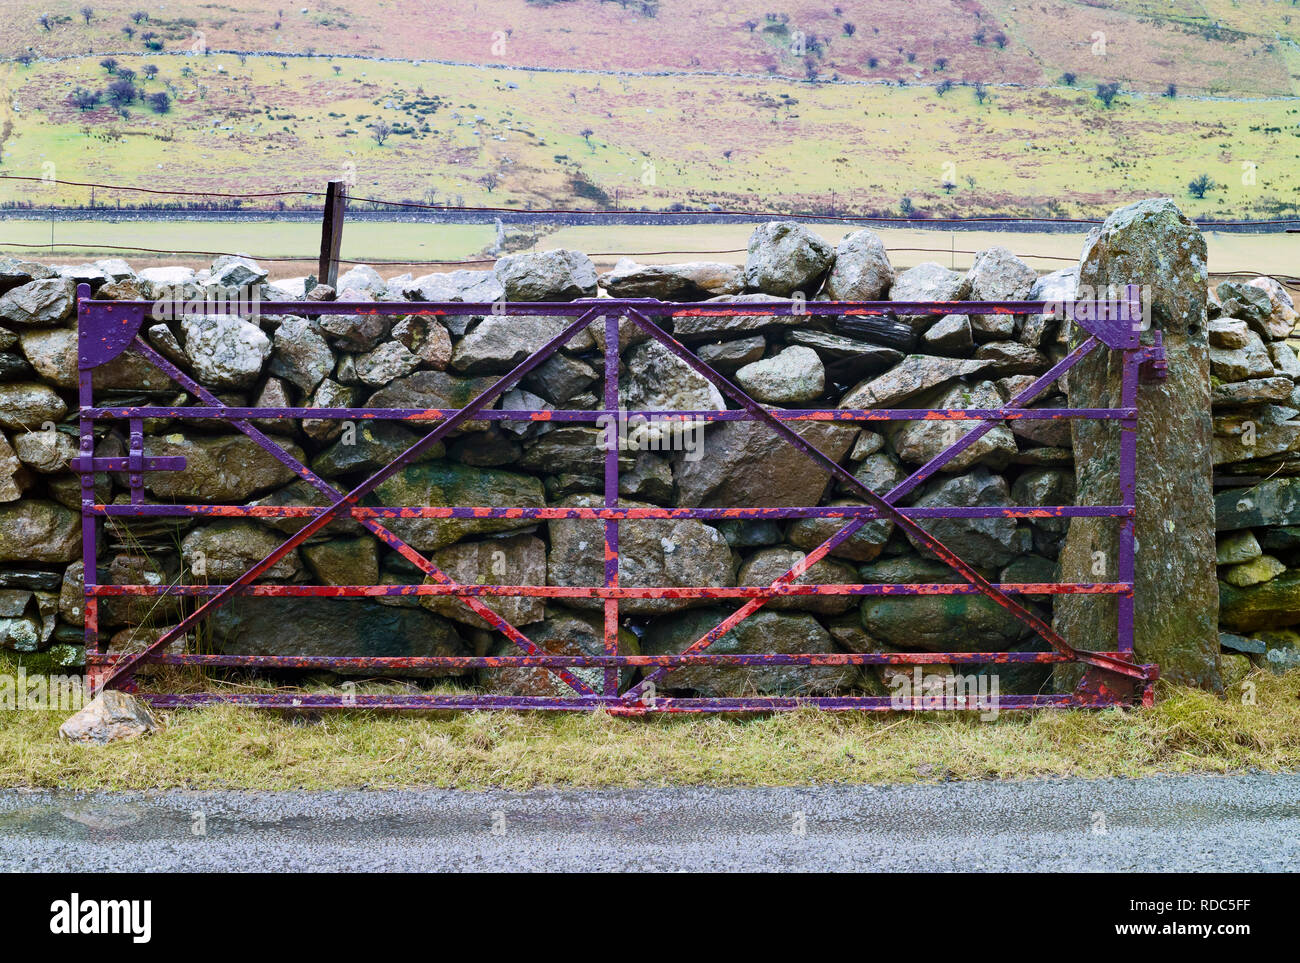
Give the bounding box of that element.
[1,654,1298,790]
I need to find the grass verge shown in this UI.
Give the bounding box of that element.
[1,655,1297,791]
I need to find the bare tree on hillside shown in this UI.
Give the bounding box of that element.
[69,87,100,110]
[107,79,138,106]
[369,120,393,145]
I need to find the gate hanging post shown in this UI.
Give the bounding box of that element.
[1055,198,1220,690]
[317,179,346,289]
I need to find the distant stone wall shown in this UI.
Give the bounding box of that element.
[0,206,1295,696]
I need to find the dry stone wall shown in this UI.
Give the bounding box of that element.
[0,203,1296,696]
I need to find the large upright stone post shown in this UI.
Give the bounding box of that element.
[1056,198,1222,689]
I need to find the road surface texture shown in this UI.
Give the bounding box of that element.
[1,774,1296,871]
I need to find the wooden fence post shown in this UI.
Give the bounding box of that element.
[318,179,346,289]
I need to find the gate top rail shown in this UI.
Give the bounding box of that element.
[78,288,1144,370]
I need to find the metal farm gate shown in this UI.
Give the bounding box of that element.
[75,282,1160,712]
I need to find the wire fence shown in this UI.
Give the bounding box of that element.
[1,173,1296,288]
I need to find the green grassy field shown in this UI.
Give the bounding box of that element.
[0,217,498,272]
[2,45,1299,220]
[2,217,1294,282]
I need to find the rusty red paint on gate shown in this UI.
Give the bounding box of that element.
[76,283,1159,711]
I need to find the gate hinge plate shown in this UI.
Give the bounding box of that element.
[1137,331,1167,381]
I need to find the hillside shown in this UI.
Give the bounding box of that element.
[4,1,1298,94]
[1,1,1298,217]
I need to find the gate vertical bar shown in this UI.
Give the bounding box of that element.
[76,284,101,694]
[602,312,620,697]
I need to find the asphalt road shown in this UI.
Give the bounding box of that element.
[0,773,1296,872]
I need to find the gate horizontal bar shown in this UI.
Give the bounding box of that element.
[89,504,1134,520]
[90,651,1079,668]
[133,692,1087,711]
[91,581,1131,599]
[81,406,1135,422]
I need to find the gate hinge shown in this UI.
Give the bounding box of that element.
[1137,331,1167,381]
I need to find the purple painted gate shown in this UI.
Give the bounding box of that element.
[75,281,1161,712]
